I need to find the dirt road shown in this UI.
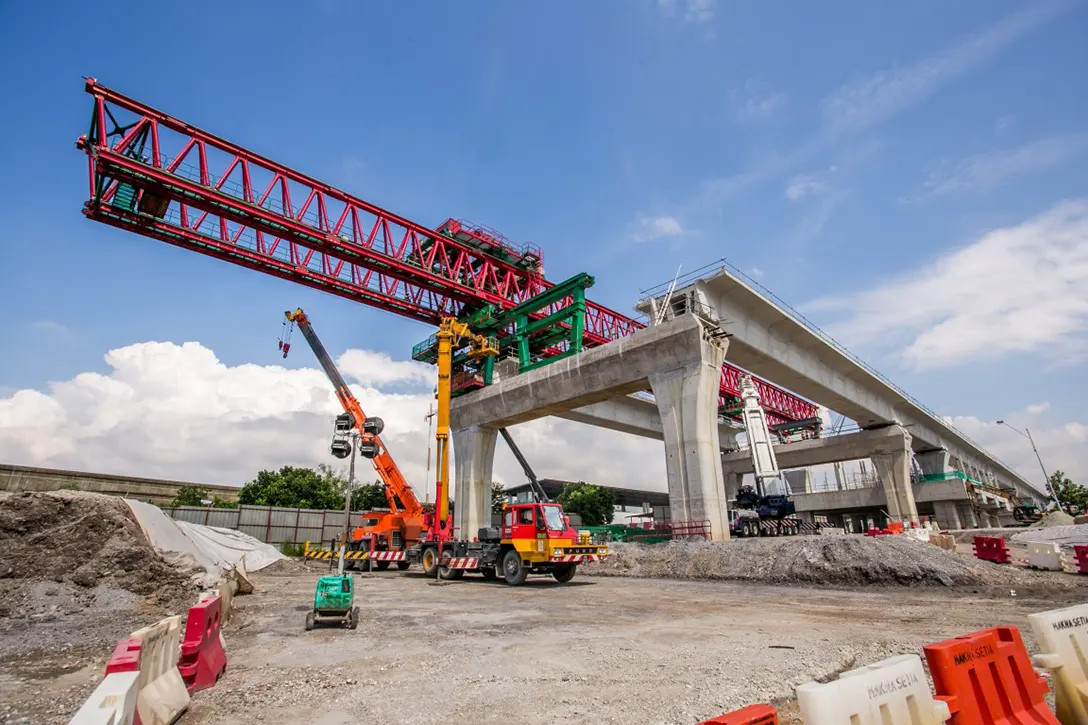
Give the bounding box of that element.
[175,565,1077,725]
[4,561,1081,724]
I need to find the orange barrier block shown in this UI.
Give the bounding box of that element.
[698,704,777,725]
[972,536,1012,564]
[923,626,1058,725]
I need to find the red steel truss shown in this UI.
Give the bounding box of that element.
[76,78,817,426]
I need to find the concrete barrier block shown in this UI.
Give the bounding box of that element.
[129,615,189,725]
[233,554,254,595]
[906,528,931,543]
[818,527,846,536]
[1025,540,1065,571]
[796,654,950,724]
[929,534,956,552]
[68,670,140,725]
[1029,603,1088,724]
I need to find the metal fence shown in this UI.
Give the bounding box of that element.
[160,504,371,546]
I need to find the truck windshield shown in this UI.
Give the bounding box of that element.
[542,505,565,531]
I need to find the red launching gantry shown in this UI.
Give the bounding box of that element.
[75,78,818,429]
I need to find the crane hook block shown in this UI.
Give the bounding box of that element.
[363,417,385,435]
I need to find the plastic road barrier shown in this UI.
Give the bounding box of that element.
[972,536,1012,564]
[698,704,778,724]
[177,595,227,694]
[1025,541,1066,571]
[924,626,1058,725]
[130,615,190,725]
[67,670,141,725]
[1074,545,1088,575]
[1029,603,1088,724]
[796,654,950,724]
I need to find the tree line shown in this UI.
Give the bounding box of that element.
[170,465,618,525]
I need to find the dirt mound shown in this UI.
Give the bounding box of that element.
[1033,510,1075,528]
[583,536,1078,588]
[0,491,196,612]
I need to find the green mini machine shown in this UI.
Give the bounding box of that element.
[304,574,359,630]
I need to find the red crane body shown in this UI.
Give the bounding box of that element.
[75,78,817,426]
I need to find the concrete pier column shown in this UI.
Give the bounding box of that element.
[649,322,731,540]
[959,504,979,528]
[934,501,962,530]
[916,449,952,478]
[870,425,920,525]
[452,425,498,540]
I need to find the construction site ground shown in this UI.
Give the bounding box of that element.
[5,545,1085,725]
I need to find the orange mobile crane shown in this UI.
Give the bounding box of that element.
[281,308,424,570]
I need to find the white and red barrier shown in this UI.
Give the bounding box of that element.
[129,615,190,725]
[178,595,228,694]
[67,670,141,725]
[796,654,950,724]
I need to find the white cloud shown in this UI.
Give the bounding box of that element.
[0,341,665,495]
[943,409,1088,489]
[909,132,1088,201]
[1027,402,1051,415]
[804,198,1088,369]
[337,349,433,387]
[729,80,785,122]
[785,174,829,201]
[658,0,716,23]
[822,2,1071,135]
[629,215,685,243]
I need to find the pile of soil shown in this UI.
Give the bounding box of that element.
[0,491,196,608]
[1033,510,1075,528]
[583,536,1082,588]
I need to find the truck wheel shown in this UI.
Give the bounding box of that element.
[375,561,391,571]
[502,550,528,586]
[422,547,439,577]
[438,561,463,580]
[552,564,576,583]
[305,611,315,631]
[397,561,410,571]
[349,607,359,630]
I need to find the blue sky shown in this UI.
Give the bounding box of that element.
[2,0,1087,485]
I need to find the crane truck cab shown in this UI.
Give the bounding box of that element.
[409,502,608,585]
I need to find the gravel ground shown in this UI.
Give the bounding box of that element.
[583,537,1084,590]
[5,555,1077,725]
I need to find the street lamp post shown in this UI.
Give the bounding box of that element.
[996,420,1062,512]
[338,431,358,576]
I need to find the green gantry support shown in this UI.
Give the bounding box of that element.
[408,272,595,393]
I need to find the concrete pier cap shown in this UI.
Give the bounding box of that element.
[450,314,734,540]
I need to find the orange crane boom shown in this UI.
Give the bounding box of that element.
[282,308,423,519]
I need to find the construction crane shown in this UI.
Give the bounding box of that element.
[406,317,607,585]
[431,316,499,534]
[498,428,550,504]
[730,375,803,537]
[74,78,820,433]
[280,308,423,569]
